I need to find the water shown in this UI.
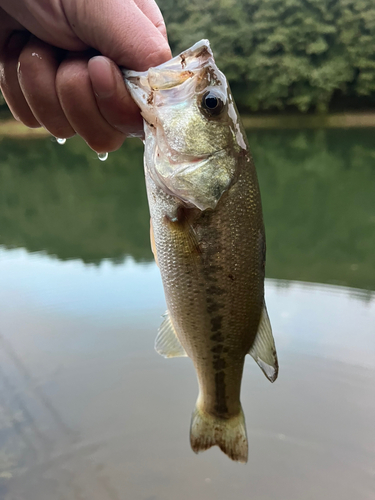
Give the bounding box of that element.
[0,129,374,499]
[56,137,66,145]
[98,152,109,161]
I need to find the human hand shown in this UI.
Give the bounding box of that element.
[0,0,171,152]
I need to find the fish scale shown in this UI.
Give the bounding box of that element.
[146,157,264,433]
[124,39,278,463]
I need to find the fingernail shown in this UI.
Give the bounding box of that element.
[89,56,115,99]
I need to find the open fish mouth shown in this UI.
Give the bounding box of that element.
[123,40,225,122]
[123,39,214,89]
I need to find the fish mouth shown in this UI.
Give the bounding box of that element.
[123,40,218,122]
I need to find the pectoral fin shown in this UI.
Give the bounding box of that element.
[155,311,188,358]
[165,207,201,259]
[150,219,159,267]
[248,305,279,382]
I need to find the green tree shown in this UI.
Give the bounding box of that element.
[1,0,375,113]
[159,0,375,111]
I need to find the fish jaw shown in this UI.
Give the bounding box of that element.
[124,40,247,211]
[143,126,236,211]
[123,39,228,143]
[123,39,218,118]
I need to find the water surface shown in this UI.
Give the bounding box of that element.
[0,130,374,499]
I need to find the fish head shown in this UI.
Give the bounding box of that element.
[124,40,248,211]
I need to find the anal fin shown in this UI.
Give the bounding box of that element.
[155,311,188,358]
[248,304,279,382]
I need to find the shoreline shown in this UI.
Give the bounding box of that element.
[0,119,50,138]
[0,112,374,138]
[242,112,375,129]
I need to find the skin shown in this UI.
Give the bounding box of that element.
[0,0,171,152]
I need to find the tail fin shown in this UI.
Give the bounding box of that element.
[190,405,248,463]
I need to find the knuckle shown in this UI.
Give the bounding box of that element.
[155,19,168,40]
[56,61,88,98]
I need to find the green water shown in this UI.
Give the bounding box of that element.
[0,130,374,499]
[1,128,374,291]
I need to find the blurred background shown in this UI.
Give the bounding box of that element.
[2,0,375,118]
[0,1,374,499]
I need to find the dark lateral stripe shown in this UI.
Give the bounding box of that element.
[206,285,225,296]
[214,371,228,414]
[210,332,224,342]
[207,302,222,313]
[213,358,226,371]
[210,315,223,332]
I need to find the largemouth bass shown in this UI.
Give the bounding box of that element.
[124,40,278,463]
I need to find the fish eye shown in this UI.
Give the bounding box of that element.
[201,91,225,117]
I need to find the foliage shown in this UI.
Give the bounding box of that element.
[158,0,375,111]
[0,0,375,112]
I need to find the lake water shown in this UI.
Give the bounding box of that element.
[0,129,374,499]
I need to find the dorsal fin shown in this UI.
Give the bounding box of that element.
[248,305,279,382]
[155,311,188,358]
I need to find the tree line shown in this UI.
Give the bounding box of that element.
[158,0,375,112]
[1,0,375,113]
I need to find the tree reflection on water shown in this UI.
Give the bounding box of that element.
[0,128,374,291]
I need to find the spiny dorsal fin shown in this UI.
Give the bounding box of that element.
[155,311,188,358]
[248,305,279,382]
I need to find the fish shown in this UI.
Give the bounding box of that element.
[124,40,278,463]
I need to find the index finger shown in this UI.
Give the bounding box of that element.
[63,0,171,70]
[134,0,169,43]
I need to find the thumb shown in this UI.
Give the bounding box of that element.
[63,0,171,70]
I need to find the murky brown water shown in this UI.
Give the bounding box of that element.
[0,130,374,499]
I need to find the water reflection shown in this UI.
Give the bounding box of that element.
[0,137,152,262]
[0,129,374,498]
[0,128,374,290]
[0,249,374,499]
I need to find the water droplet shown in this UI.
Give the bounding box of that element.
[97,152,108,161]
[56,137,66,145]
